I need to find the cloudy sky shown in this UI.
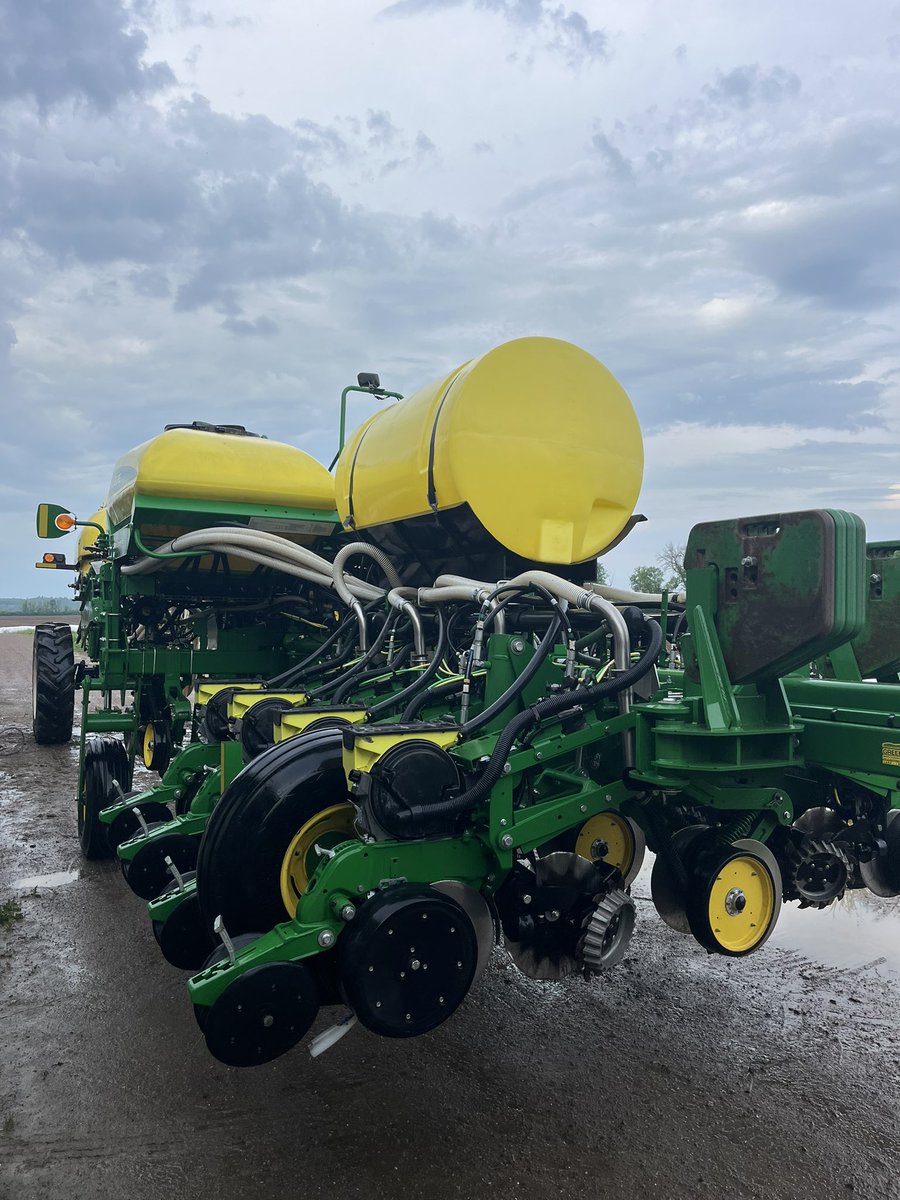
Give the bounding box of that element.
[2,0,899,594]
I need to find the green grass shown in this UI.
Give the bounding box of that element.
[0,899,23,929]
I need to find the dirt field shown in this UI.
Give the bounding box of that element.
[1,630,899,1200]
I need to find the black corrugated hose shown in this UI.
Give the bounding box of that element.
[408,614,662,822]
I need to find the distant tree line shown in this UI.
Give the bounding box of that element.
[596,541,686,594]
[0,596,79,615]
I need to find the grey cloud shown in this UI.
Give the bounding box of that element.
[128,267,171,297]
[367,108,398,147]
[1,94,392,313]
[221,315,280,337]
[591,128,633,181]
[704,64,801,111]
[294,117,348,163]
[0,0,175,112]
[379,0,608,67]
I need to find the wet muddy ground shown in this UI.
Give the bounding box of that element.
[1,631,899,1199]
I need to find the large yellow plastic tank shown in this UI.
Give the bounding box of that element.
[106,427,336,529]
[335,337,643,569]
[76,507,107,572]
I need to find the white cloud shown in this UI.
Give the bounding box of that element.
[2,0,900,591]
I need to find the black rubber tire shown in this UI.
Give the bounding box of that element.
[79,738,131,859]
[32,623,75,745]
[196,728,348,939]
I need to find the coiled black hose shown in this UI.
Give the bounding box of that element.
[408,616,662,822]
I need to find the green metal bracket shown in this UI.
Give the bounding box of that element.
[329,382,403,469]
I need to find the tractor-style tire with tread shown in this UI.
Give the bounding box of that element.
[79,738,131,860]
[32,623,75,745]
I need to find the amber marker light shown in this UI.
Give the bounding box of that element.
[54,513,76,530]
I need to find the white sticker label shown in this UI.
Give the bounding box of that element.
[247,518,334,536]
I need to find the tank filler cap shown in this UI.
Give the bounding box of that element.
[163,421,262,438]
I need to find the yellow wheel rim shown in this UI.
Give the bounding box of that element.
[575,812,635,876]
[279,803,357,918]
[706,854,776,954]
[142,723,156,769]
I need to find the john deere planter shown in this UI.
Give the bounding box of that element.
[34,421,349,860]
[32,337,900,1072]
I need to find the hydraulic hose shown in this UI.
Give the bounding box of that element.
[264,611,355,688]
[458,607,563,737]
[330,642,414,703]
[387,588,426,661]
[367,609,448,719]
[588,582,687,606]
[408,616,662,823]
[331,541,402,650]
[306,609,398,702]
[401,675,466,722]
[122,527,386,603]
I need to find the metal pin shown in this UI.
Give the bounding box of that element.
[213,914,236,965]
[164,854,185,890]
[314,843,337,860]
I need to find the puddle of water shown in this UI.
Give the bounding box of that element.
[771,897,900,979]
[634,854,900,980]
[13,868,81,890]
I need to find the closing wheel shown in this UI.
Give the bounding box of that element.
[197,728,348,938]
[686,838,782,957]
[122,829,199,900]
[32,623,75,745]
[201,961,320,1067]
[339,883,478,1038]
[280,803,357,917]
[152,874,215,970]
[860,810,900,897]
[79,738,131,860]
[574,812,645,885]
[141,722,173,775]
[650,824,708,934]
[107,801,173,853]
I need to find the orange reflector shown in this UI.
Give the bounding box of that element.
[43,553,56,563]
[54,513,76,530]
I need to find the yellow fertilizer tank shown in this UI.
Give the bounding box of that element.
[76,508,107,573]
[335,337,643,577]
[103,424,339,560]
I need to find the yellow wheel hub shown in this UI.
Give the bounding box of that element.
[706,854,776,954]
[575,812,635,877]
[142,723,157,769]
[279,803,357,918]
